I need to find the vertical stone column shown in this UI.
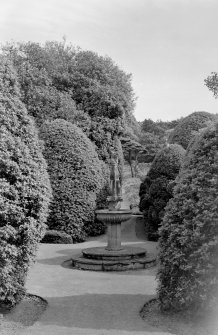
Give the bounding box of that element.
[106,222,122,251]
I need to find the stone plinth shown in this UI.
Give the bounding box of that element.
[72,249,156,272]
[82,246,146,261]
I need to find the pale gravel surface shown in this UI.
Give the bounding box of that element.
[0,189,173,335]
[0,231,172,335]
[19,217,173,335]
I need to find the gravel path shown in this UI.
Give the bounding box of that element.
[17,217,174,335]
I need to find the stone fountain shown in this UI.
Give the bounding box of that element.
[72,153,156,271]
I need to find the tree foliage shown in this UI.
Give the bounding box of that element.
[141,118,165,137]
[205,72,218,98]
[3,41,135,163]
[139,144,185,240]
[169,111,215,149]
[0,58,52,308]
[158,123,218,312]
[121,136,147,177]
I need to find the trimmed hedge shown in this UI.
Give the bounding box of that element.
[41,230,73,244]
[0,59,52,308]
[158,123,218,312]
[169,111,215,149]
[139,144,185,240]
[40,119,104,242]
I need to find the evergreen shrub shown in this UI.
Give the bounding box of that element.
[41,230,73,244]
[158,123,218,312]
[139,144,185,240]
[40,119,104,242]
[169,111,215,149]
[0,59,52,308]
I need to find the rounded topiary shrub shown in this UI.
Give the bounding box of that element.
[139,144,185,240]
[168,111,215,149]
[158,123,218,312]
[0,59,52,308]
[40,119,103,242]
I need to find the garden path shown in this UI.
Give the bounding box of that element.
[22,213,174,335]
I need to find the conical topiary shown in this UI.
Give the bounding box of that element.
[158,123,218,312]
[0,58,52,308]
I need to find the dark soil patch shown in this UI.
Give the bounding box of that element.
[0,294,47,334]
[140,298,218,335]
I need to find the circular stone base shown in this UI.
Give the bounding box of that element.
[71,253,156,272]
[82,246,146,261]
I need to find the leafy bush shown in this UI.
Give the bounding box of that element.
[139,144,185,240]
[40,119,104,242]
[0,58,52,308]
[158,123,218,312]
[169,111,215,149]
[41,230,73,244]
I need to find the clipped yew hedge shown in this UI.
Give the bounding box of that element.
[139,144,185,240]
[169,111,215,149]
[158,123,218,312]
[40,119,104,242]
[0,58,52,308]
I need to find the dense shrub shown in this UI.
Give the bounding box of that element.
[158,123,218,312]
[41,230,73,244]
[40,119,104,242]
[0,59,52,308]
[169,111,215,149]
[139,144,185,240]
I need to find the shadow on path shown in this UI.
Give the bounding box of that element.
[40,293,159,332]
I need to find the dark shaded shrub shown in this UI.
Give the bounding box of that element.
[41,230,73,244]
[0,58,52,308]
[169,111,215,149]
[40,119,103,242]
[139,144,185,240]
[158,123,218,312]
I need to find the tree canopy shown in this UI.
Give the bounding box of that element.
[3,41,136,163]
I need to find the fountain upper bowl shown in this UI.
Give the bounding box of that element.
[95,209,132,224]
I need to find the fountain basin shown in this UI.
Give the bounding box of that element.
[96,209,132,251]
[95,209,132,224]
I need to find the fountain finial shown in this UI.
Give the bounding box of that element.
[107,152,123,210]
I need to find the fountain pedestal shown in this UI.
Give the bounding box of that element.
[95,209,132,251]
[106,222,122,251]
[71,152,156,271]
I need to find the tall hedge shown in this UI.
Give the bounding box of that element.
[169,111,215,149]
[139,144,185,240]
[0,59,52,308]
[40,119,104,242]
[158,123,218,312]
